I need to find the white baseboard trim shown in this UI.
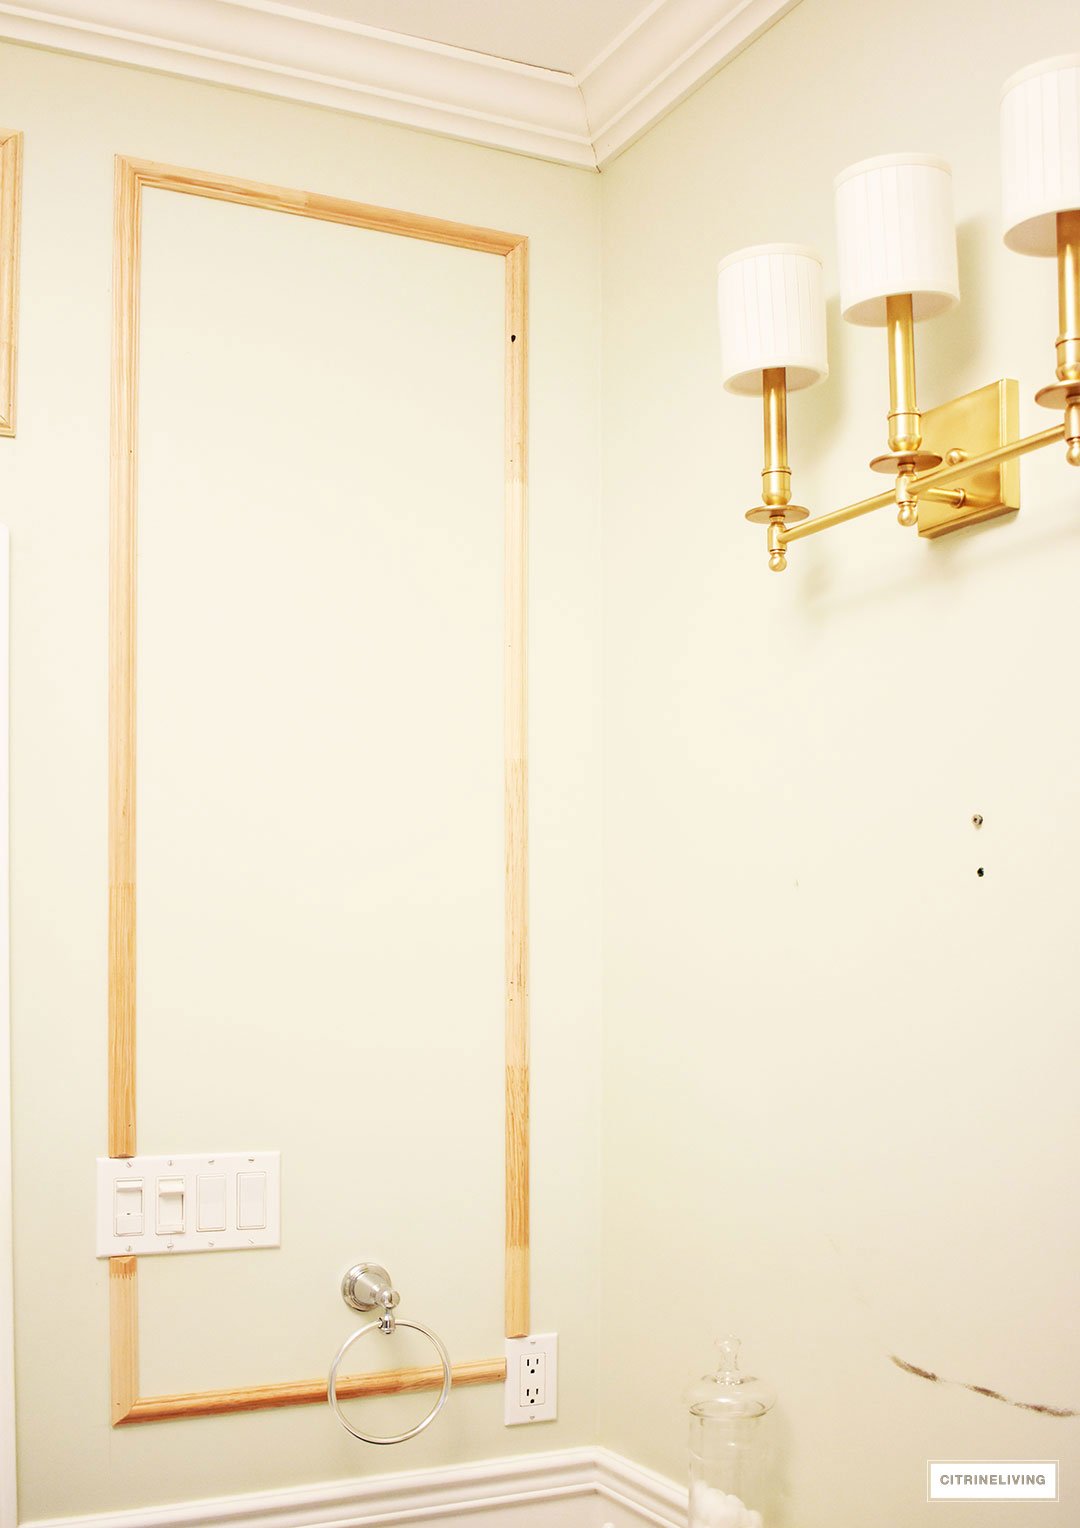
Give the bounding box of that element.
[22,1448,686,1528]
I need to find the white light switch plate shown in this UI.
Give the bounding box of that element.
[96,1151,280,1257]
[504,1332,558,1424]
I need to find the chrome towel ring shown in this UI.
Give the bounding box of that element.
[327,1263,452,1445]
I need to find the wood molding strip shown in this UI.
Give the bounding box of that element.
[118,1359,507,1426]
[0,131,21,438]
[108,1257,139,1425]
[107,154,140,1160]
[108,156,529,1423]
[127,159,525,257]
[503,238,529,1340]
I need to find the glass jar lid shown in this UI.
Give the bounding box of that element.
[688,1337,776,1418]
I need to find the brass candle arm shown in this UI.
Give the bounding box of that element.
[886,294,922,455]
[1055,209,1080,387]
[1034,211,1080,466]
[761,366,791,510]
[746,365,810,570]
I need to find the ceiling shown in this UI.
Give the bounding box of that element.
[0,0,803,168]
[271,0,650,76]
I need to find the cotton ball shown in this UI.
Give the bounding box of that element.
[689,1480,713,1527]
[705,1495,727,1528]
[711,1495,744,1528]
[743,1511,764,1528]
[696,1486,732,1528]
[689,1480,714,1528]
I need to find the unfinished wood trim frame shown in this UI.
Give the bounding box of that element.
[0,132,23,438]
[108,156,529,1425]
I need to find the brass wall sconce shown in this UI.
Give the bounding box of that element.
[718,55,1080,572]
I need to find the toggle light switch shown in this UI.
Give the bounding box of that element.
[114,1179,144,1237]
[196,1174,227,1233]
[237,1171,267,1230]
[156,1176,185,1235]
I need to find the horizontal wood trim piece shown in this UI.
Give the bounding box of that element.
[0,130,21,437]
[117,1359,506,1425]
[127,159,525,256]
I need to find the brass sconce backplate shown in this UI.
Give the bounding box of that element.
[916,379,1020,538]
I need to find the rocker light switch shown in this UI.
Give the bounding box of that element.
[156,1176,185,1235]
[114,1179,143,1237]
[196,1174,227,1232]
[237,1171,267,1230]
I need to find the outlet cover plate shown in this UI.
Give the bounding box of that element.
[504,1332,558,1424]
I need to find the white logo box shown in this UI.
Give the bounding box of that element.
[928,1462,1058,1501]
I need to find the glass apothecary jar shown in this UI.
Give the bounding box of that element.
[688,1338,779,1528]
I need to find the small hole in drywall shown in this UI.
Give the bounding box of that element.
[977,867,985,877]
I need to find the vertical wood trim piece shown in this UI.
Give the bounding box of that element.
[503,238,529,1340]
[108,157,141,1160]
[0,132,23,438]
[109,1257,139,1424]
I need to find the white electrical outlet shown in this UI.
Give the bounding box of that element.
[504,1332,557,1424]
[520,1350,545,1408]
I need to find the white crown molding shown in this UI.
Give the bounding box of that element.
[0,0,595,167]
[19,1448,686,1528]
[0,0,800,171]
[580,0,803,166]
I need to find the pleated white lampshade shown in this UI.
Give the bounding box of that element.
[717,243,828,396]
[835,153,959,325]
[1001,55,1080,256]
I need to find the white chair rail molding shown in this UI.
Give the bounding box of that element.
[15,1450,686,1528]
[718,53,1080,572]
